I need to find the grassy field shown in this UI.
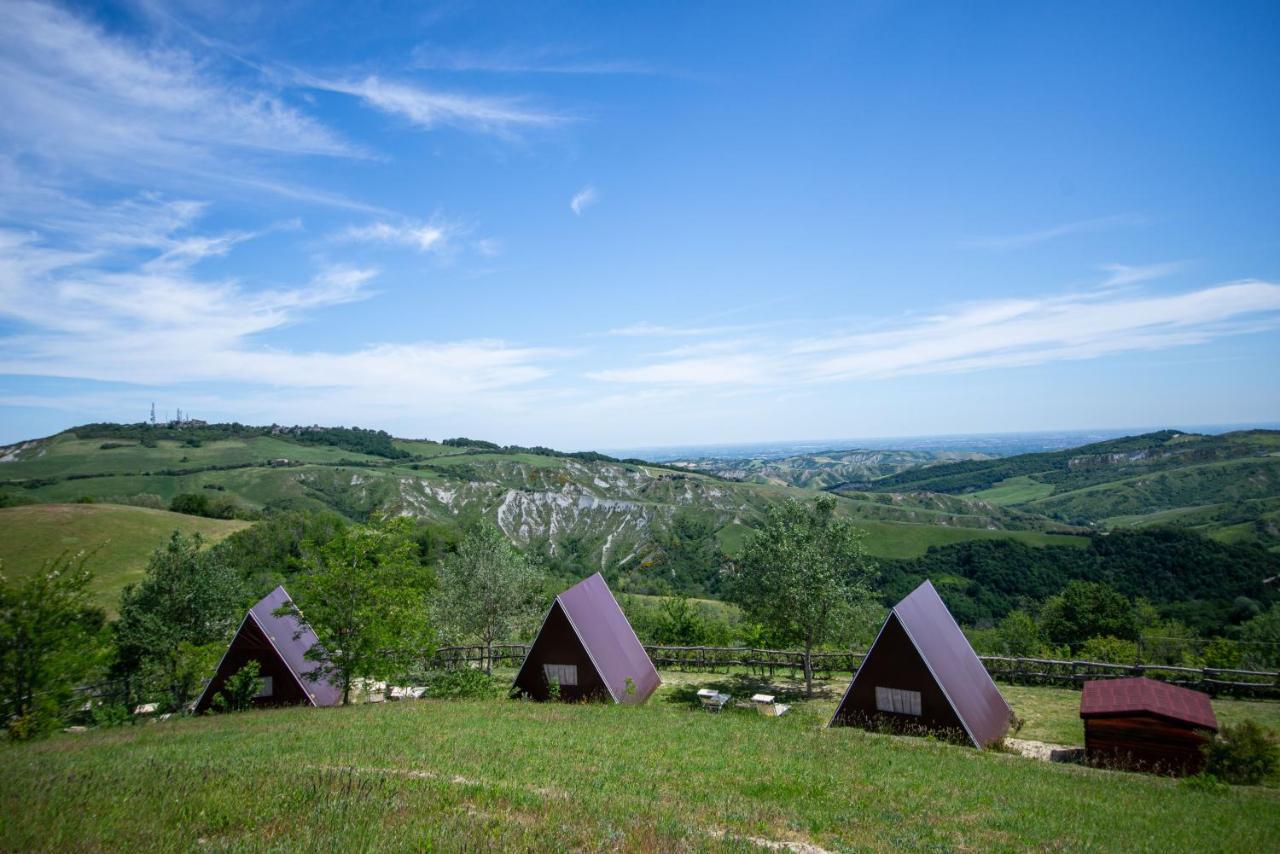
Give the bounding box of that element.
[0,503,249,612]
[3,679,1277,851]
[971,475,1056,506]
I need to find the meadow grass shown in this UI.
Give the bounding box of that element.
[4,679,1276,851]
[0,503,248,612]
[971,476,1056,506]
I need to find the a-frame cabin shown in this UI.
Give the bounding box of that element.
[828,580,1012,747]
[194,586,340,713]
[512,573,661,704]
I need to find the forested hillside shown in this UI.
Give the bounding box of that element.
[830,429,1280,551]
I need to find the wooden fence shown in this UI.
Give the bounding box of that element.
[431,644,1280,700]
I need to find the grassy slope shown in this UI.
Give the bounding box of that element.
[4,689,1277,851]
[0,504,249,611]
[4,432,1094,573]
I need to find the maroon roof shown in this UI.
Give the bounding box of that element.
[1080,677,1218,731]
[196,586,340,710]
[521,573,661,703]
[894,580,1012,747]
[830,579,1011,747]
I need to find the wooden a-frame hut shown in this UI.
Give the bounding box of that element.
[828,580,1012,747]
[194,586,340,713]
[512,573,661,704]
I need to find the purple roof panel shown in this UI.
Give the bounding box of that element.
[557,573,661,703]
[892,580,1012,747]
[249,586,342,707]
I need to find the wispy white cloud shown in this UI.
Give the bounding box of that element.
[410,44,656,76]
[0,0,356,174]
[0,199,562,400]
[308,75,565,137]
[588,282,1280,387]
[570,185,599,216]
[1100,261,1186,287]
[962,214,1147,250]
[341,220,454,253]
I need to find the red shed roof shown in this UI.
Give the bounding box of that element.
[1080,677,1218,731]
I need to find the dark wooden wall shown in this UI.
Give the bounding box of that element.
[195,617,313,712]
[831,616,970,743]
[513,603,610,702]
[1083,714,1212,775]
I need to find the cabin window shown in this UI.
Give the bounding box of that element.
[543,664,578,687]
[255,676,274,699]
[875,686,921,716]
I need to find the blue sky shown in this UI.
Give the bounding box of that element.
[1,0,1277,449]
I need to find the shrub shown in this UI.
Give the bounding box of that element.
[426,668,503,700]
[1078,635,1139,664]
[212,661,262,713]
[1203,720,1279,785]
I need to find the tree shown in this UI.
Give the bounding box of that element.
[435,524,542,674]
[113,532,246,710]
[1038,581,1137,651]
[995,609,1043,656]
[0,553,106,739]
[1238,603,1280,669]
[282,516,435,703]
[725,496,875,696]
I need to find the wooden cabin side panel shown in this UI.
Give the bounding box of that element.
[1084,714,1211,775]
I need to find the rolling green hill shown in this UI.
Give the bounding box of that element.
[0,424,1091,603]
[0,503,249,612]
[672,447,992,489]
[832,429,1280,551]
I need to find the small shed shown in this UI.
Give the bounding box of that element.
[1080,677,1218,775]
[828,579,1012,747]
[194,586,340,713]
[512,573,661,704]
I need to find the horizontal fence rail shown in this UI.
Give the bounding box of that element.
[431,644,1280,700]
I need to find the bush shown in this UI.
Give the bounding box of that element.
[425,668,503,700]
[212,661,261,713]
[1078,635,1139,664]
[1203,720,1279,785]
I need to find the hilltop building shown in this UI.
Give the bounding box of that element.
[828,580,1012,748]
[512,573,661,704]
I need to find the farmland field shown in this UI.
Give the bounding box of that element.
[3,678,1277,851]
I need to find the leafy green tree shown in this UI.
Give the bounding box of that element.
[650,595,708,645]
[725,496,875,696]
[0,553,106,739]
[113,532,247,710]
[1237,603,1280,669]
[435,524,542,674]
[1039,581,1137,651]
[283,516,435,703]
[995,609,1044,656]
[212,509,346,593]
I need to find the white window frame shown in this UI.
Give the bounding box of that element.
[543,663,579,687]
[875,686,921,716]
[254,675,274,699]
